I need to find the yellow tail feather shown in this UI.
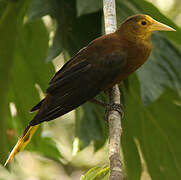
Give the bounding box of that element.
[4,124,39,166]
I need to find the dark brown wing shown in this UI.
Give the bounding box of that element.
[30,47,88,112]
[49,46,88,84]
[29,36,127,126]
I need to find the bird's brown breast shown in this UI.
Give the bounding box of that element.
[125,40,152,73]
[108,36,152,87]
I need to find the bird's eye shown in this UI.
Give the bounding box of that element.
[141,21,147,26]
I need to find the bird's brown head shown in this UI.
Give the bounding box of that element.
[117,14,175,42]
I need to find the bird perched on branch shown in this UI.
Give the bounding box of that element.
[5,14,175,166]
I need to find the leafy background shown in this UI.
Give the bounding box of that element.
[0,0,181,179]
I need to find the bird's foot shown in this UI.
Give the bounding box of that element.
[105,103,124,122]
[90,98,124,122]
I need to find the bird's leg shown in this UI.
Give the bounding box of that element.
[105,102,124,121]
[105,88,124,120]
[90,98,124,122]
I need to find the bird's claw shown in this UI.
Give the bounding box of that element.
[108,103,124,115]
[104,103,124,122]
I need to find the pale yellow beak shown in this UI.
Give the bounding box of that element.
[150,19,176,32]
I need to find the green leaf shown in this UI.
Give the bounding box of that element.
[137,34,181,105]
[9,19,54,132]
[33,136,62,163]
[17,20,55,91]
[0,1,7,17]
[75,95,108,150]
[6,18,60,162]
[122,75,181,180]
[28,0,103,61]
[81,166,109,180]
[76,0,102,16]
[27,0,54,21]
[46,27,63,62]
[27,0,63,61]
[34,0,101,61]
[0,0,31,164]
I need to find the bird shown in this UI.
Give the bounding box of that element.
[4,14,175,166]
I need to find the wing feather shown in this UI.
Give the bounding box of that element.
[29,36,127,126]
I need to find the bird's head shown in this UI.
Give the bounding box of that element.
[118,14,175,41]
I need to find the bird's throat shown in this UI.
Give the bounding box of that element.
[116,26,151,43]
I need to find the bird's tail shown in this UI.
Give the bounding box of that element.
[4,124,39,166]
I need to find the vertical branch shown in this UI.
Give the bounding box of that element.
[103,1,123,180]
[107,85,122,180]
[103,0,117,33]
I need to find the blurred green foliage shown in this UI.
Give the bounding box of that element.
[81,167,110,180]
[0,0,181,179]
